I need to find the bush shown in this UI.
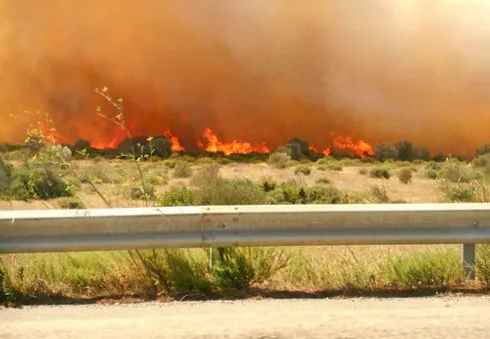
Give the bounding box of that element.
[190,163,220,188]
[294,165,311,176]
[368,184,389,203]
[57,197,86,209]
[196,177,267,205]
[438,180,489,203]
[268,152,291,169]
[315,177,331,185]
[397,168,413,184]
[441,161,482,183]
[426,169,440,180]
[0,157,14,196]
[369,167,391,179]
[156,187,195,207]
[358,168,368,176]
[4,162,73,200]
[173,161,191,178]
[374,143,398,161]
[165,250,211,292]
[260,177,277,192]
[267,184,345,205]
[129,183,156,200]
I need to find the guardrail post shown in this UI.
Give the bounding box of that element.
[462,244,476,280]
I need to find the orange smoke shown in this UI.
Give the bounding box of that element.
[2,1,490,156]
[197,128,270,155]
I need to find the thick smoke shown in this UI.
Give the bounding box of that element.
[1,0,490,155]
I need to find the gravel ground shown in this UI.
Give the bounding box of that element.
[2,297,490,338]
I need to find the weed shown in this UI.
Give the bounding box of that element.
[190,163,220,188]
[358,168,368,176]
[315,177,331,185]
[129,183,156,201]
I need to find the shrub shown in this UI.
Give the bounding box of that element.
[358,168,368,176]
[129,183,156,200]
[395,141,414,161]
[441,161,482,183]
[156,187,195,207]
[0,157,14,196]
[164,250,211,292]
[325,163,342,171]
[369,167,391,179]
[426,169,440,180]
[57,197,86,209]
[286,137,310,160]
[368,184,389,203]
[315,177,331,185]
[294,165,311,176]
[260,177,277,192]
[374,143,398,161]
[268,152,291,169]
[438,180,490,203]
[196,177,267,206]
[5,162,73,200]
[190,163,220,188]
[267,184,345,205]
[397,168,413,184]
[173,161,191,178]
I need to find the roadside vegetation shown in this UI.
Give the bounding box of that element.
[3,90,490,304]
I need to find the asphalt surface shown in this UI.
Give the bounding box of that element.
[2,296,490,338]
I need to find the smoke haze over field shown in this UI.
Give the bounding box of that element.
[1,0,490,154]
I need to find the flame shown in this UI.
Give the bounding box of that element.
[309,145,319,153]
[35,122,71,146]
[91,125,127,149]
[163,129,185,152]
[322,146,332,157]
[198,128,270,155]
[332,135,374,158]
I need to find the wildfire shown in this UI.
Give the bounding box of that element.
[91,125,127,150]
[332,135,374,158]
[197,128,270,155]
[163,129,185,152]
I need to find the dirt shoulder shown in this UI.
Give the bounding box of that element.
[2,297,490,338]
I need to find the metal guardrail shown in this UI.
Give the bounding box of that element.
[2,203,490,278]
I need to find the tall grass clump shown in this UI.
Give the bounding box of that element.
[211,248,290,290]
[382,247,461,288]
[367,184,389,203]
[197,177,267,205]
[476,244,490,286]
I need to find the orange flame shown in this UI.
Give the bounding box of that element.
[197,128,270,155]
[164,129,185,152]
[91,125,127,149]
[35,122,71,146]
[332,135,374,158]
[322,146,332,157]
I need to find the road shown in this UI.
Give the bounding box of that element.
[2,297,490,338]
